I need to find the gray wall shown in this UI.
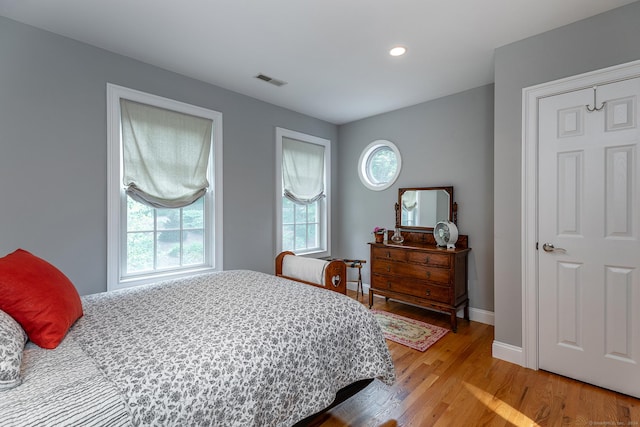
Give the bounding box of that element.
[494,1,640,347]
[0,16,337,295]
[336,85,495,312]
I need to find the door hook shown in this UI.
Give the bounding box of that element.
[586,86,606,112]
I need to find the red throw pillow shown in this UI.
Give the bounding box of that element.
[0,249,83,349]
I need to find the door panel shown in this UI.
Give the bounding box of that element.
[556,261,582,350]
[605,145,634,237]
[605,266,634,362]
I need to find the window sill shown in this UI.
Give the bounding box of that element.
[110,266,218,291]
[293,249,330,259]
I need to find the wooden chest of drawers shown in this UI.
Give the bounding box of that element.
[369,232,470,332]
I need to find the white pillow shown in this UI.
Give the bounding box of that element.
[0,309,27,390]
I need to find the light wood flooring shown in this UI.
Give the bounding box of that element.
[307,291,640,427]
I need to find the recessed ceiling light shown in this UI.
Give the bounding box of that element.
[389,46,407,57]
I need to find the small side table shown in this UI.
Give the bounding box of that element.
[341,259,366,300]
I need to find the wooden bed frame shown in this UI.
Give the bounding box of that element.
[275,251,347,295]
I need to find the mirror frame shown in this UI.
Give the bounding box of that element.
[395,186,457,231]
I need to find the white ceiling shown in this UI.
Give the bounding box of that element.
[0,0,636,124]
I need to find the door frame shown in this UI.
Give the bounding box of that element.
[521,59,640,370]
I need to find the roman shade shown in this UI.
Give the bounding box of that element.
[282,137,325,204]
[121,99,213,208]
[402,191,417,211]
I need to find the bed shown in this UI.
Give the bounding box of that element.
[0,249,395,426]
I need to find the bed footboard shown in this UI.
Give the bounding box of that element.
[275,251,347,295]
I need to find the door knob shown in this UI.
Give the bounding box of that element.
[542,243,566,253]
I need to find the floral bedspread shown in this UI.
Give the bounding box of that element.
[69,270,395,426]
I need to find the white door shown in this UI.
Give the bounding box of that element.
[538,77,640,398]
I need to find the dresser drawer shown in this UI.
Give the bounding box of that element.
[406,251,450,268]
[372,260,451,284]
[373,246,451,268]
[371,246,407,262]
[371,274,450,303]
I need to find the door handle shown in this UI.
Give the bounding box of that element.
[542,243,566,253]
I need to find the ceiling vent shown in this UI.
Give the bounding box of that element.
[255,73,287,87]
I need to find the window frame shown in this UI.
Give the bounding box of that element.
[107,83,223,290]
[275,127,331,258]
[358,139,402,191]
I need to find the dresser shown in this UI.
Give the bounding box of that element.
[369,231,470,332]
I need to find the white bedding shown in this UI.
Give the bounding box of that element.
[2,339,130,426]
[1,270,395,426]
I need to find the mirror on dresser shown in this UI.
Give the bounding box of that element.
[395,186,457,231]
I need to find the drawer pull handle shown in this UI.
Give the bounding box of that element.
[386,252,391,258]
[386,266,391,272]
[426,290,431,296]
[426,271,431,279]
[387,281,391,289]
[426,256,430,264]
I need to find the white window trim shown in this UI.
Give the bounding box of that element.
[275,127,331,258]
[107,83,223,290]
[358,139,402,191]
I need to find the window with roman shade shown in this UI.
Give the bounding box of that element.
[120,99,213,208]
[107,83,223,291]
[275,128,331,257]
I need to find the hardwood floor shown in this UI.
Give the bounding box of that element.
[308,291,640,426]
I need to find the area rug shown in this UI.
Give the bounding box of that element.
[371,310,448,352]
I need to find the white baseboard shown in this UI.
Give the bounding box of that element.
[350,283,495,326]
[492,341,524,366]
[465,307,494,326]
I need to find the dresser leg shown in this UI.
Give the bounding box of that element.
[450,311,458,333]
[368,290,373,309]
[464,302,470,321]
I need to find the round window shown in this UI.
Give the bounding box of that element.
[358,140,402,191]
